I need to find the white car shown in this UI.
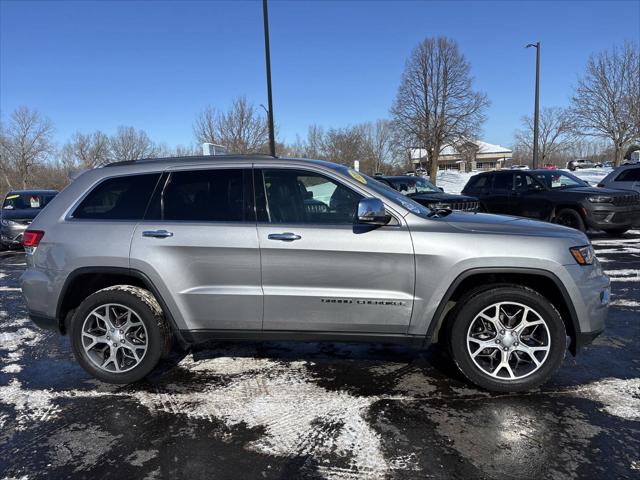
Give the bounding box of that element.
[597,165,640,193]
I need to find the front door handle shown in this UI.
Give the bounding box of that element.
[268,232,302,242]
[142,229,174,238]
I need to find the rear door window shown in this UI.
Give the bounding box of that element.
[156,169,250,222]
[492,172,513,191]
[73,174,161,220]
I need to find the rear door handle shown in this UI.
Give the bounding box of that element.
[268,232,302,242]
[142,229,174,238]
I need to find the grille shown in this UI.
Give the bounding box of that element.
[612,194,640,207]
[443,201,478,212]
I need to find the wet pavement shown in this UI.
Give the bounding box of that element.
[0,232,638,479]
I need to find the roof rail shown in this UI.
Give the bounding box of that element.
[103,153,277,167]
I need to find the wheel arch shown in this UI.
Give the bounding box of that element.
[428,267,581,355]
[56,266,187,347]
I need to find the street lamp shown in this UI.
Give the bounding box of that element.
[262,0,276,157]
[526,42,540,169]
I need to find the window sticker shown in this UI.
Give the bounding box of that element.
[348,169,367,185]
[30,196,41,208]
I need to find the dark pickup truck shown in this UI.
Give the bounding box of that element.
[462,169,640,235]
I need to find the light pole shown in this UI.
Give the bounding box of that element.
[262,0,276,157]
[526,42,540,169]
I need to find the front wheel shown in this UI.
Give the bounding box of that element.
[553,208,586,232]
[70,285,171,384]
[448,286,566,392]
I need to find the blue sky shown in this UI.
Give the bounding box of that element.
[1,0,638,150]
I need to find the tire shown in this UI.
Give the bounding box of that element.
[553,208,586,232]
[603,228,629,237]
[448,285,566,392]
[70,285,172,384]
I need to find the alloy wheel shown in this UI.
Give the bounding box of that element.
[466,301,551,380]
[81,303,148,373]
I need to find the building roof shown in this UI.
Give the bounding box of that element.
[411,140,512,159]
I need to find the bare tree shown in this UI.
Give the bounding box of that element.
[514,107,572,165]
[0,121,13,190]
[109,126,157,162]
[360,120,398,174]
[2,106,55,189]
[569,41,639,166]
[61,131,110,169]
[193,96,270,154]
[391,37,489,183]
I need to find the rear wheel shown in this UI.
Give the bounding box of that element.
[70,285,171,384]
[448,286,566,392]
[553,208,586,232]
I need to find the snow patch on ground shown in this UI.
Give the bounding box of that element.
[0,328,43,364]
[610,299,640,308]
[573,378,640,421]
[1,364,23,373]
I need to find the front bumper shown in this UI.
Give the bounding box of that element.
[563,263,609,354]
[584,204,640,229]
[0,223,28,246]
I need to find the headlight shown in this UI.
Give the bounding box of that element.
[587,195,614,203]
[0,219,16,227]
[570,245,595,265]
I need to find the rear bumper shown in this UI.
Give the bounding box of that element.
[584,204,640,229]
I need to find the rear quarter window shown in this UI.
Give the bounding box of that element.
[73,173,161,220]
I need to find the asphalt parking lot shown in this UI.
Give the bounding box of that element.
[0,232,638,480]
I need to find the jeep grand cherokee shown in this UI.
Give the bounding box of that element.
[20,156,609,392]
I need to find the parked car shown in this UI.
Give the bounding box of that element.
[21,155,609,392]
[1,189,58,249]
[374,175,478,211]
[566,159,596,171]
[462,169,640,235]
[510,165,530,170]
[597,164,640,194]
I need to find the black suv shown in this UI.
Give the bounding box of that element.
[375,175,478,212]
[462,169,640,235]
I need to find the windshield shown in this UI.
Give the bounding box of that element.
[533,171,589,189]
[2,192,56,210]
[332,166,433,217]
[387,177,440,194]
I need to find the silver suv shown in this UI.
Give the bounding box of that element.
[20,156,609,392]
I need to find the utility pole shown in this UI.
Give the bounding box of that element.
[527,42,540,169]
[262,0,276,157]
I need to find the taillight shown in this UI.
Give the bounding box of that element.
[22,230,45,247]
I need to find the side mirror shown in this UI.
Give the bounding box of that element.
[357,198,391,226]
[438,187,444,192]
